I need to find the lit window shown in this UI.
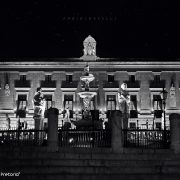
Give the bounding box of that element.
[155,122,162,130]
[90,97,95,110]
[64,95,73,118]
[153,95,162,110]
[44,95,52,110]
[17,95,27,118]
[129,122,136,129]
[107,95,116,110]
[130,95,138,118]
[64,95,73,110]
[130,95,137,110]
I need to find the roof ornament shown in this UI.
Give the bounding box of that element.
[81,35,99,61]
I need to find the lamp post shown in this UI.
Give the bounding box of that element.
[160,87,168,147]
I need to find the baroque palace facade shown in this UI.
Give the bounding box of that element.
[0,36,179,130]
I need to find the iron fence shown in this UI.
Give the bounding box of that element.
[0,129,47,146]
[58,129,111,148]
[0,128,171,149]
[123,129,170,149]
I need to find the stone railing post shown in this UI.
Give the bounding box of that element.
[111,110,123,153]
[47,107,59,152]
[169,113,180,153]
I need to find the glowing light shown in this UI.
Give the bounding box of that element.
[69,138,74,143]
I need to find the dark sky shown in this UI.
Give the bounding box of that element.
[0,0,179,58]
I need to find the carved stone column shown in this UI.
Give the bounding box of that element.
[26,72,45,110]
[135,72,154,113]
[52,72,66,110]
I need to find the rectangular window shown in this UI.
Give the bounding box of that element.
[154,75,161,83]
[17,95,27,111]
[66,75,73,83]
[64,95,73,110]
[41,75,56,88]
[108,75,114,83]
[129,122,136,129]
[107,95,116,110]
[153,95,162,110]
[130,95,137,110]
[130,95,138,118]
[155,122,162,130]
[15,75,30,87]
[20,75,26,81]
[44,95,52,110]
[17,95,27,118]
[130,75,135,83]
[45,75,51,82]
[90,97,95,110]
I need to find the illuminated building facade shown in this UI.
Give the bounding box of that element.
[0,36,179,130]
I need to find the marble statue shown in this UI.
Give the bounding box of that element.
[117,83,130,129]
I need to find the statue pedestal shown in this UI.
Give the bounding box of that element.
[170,113,180,153]
[34,116,44,145]
[111,111,124,153]
[47,107,59,152]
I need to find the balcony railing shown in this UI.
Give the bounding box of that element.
[103,81,119,88]
[123,129,170,149]
[15,81,31,88]
[125,81,140,88]
[150,81,165,88]
[41,81,56,88]
[61,81,78,88]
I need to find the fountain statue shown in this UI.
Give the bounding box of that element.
[78,63,97,120]
[71,64,102,129]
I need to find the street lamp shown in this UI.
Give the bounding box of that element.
[160,87,168,148]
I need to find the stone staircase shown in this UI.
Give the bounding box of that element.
[0,147,180,180]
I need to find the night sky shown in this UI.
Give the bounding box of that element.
[0,1,178,58]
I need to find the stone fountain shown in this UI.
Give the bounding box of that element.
[78,63,97,119]
[72,64,102,129]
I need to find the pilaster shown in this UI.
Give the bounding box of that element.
[97,72,107,111]
[135,71,154,114]
[52,72,66,110]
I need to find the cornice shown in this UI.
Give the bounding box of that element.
[1,60,180,70]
